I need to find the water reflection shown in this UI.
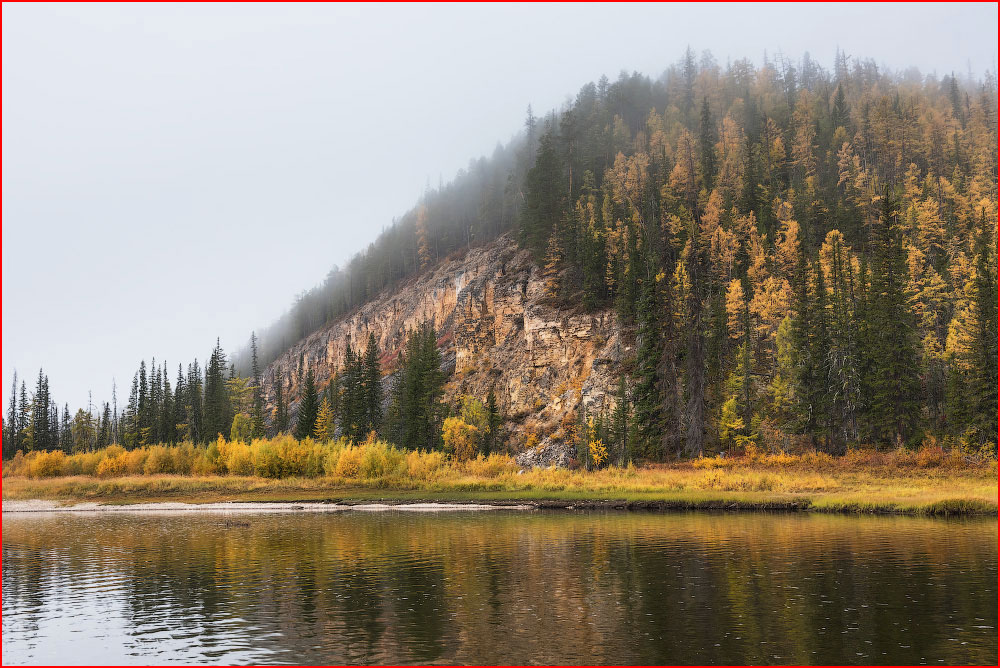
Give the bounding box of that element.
[2,511,996,665]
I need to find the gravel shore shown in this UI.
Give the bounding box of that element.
[1,499,534,514]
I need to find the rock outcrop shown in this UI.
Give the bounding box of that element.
[262,234,628,465]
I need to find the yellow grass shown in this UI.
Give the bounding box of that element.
[2,438,995,515]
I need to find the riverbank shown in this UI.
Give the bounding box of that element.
[4,459,996,515]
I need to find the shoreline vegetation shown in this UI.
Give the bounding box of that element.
[3,437,995,516]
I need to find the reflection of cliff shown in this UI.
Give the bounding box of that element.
[2,513,996,665]
[261,234,624,456]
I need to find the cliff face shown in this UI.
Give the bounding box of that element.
[263,234,629,464]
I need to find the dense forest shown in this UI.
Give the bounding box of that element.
[4,49,997,461]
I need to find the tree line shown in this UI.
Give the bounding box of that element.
[5,324,503,461]
[6,48,997,460]
[520,48,996,458]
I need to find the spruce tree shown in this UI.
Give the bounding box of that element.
[363,333,383,436]
[520,131,564,259]
[969,212,998,445]
[294,369,319,440]
[250,332,266,439]
[273,371,289,434]
[202,340,232,442]
[60,404,73,452]
[631,271,664,459]
[861,190,920,446]
[5,371,19,457]
[610,373,630,466]
[699,96,717,190]
[18,381,30,451]
[485,387,502,456]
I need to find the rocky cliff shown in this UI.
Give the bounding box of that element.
[262,234,630,466]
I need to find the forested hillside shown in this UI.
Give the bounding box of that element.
[5,49,996,461]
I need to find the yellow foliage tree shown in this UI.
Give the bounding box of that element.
[313,397,335,442]
[442,416,480,462]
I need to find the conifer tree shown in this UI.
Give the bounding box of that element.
[250,333,266,439]
[313,396,335,442]
[485,387,502,455]
[861,191,920,445]
[969,212,998,444]
[5,372,19,457]
[18,381,30,451]
[610,373,631,466]
[699,96,717,190]
[273,371,289,434]
[631,270,664,458]
[363,333,383,435]
[202,340,233,442]
[60,404,73,452]
[294,369,319,440]
[387,324,445,449]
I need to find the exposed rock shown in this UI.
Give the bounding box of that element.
[514,438,576,469]
[263,234,625,466]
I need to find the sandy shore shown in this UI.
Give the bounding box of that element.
[1,499,534,514]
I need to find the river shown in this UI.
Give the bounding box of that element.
[2,509,996,665]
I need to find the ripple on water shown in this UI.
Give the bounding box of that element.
[2,511,997,665]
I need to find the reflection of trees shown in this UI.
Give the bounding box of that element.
[2,512,996,665]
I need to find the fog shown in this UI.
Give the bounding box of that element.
[3,2,996,411]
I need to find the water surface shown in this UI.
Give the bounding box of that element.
[2,510,996,665]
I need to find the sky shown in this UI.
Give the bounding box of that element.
[3,2,997,413]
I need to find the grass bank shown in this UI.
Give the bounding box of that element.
[3,440,995,515]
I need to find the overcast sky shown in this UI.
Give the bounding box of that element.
[3,2,997,413]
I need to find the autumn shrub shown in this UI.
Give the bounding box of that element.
[144,445,174,475]
[359,441,405,478]
[692,454,732,469]
[442,416,480,462]
[916,444,946,468]
[3,451,28,477]
[275,435,325,477]
[405,449,445,480]
[222,440,255,476]
[252,439,285,478]
[334,446,363,478]
[125,448,148,475]
[61,450,103,476]
[458,453,517,478]
[27,450,67,478]
[96,452,129,478]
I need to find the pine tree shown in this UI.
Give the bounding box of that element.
[387,324,445,449]
[273,371,289,434]
[610,373,630,466]
[485,387,502,455]
[969,212,998,445]
[861,190,920,445]
[137,360,150,444]
[699,96,717,190]
[18,381,30,451]
[98,403,111,448]
[5,371,19,457]
[250,332,266,439]
[294,369,319,440]
[520,131,564,258]
[186,360,204,443]
[363,333,383,436]
[202,340,232,442]
[340,344,364,441]
[60,404,73,452]
[31,369,51,451]
[631,270,664,458]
